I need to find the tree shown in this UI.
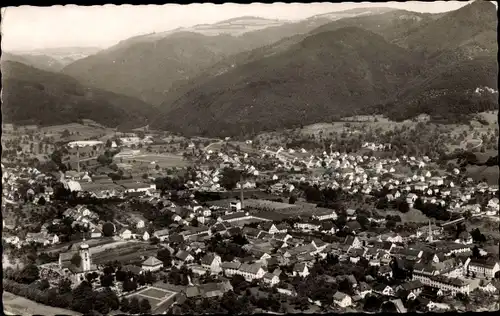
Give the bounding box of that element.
[364,295,382,312]
[19,264,40,284]
[140,298,152,314]
[106,139,112,148]
[157,248,172,266]
[58,278,72,294]
[289,195,297,204]
[37,196,46,205]
[38,278,50,291]
[220,168,241,191]
[102,222,115,237]
[100,273,114,287]
[128,297,140,314]
[398,201,410,213]
[356,215,369,229]
[61,129,71,138]
[120,297,130,312]
[71,253,82,267]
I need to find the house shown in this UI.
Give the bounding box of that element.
[294,220,321,232]
[175,250,194,264]
[312,208,338,221]
[220,262,241,277]
[292,263,309,278]
[412,273,470,295]
[277,284,297,296]
[119,228,132,240]
[333,291,352,308]
[466,258,500,279]
[263,270,280,287]
[344,236,362,249]
[201,253,222,275]
[386,299,407,313]
[90,227,102,239]
[153,229,169,242]
[142,231,150,241]
[236,262,266,281]
[357,282,372,298]
[373,284,395,296]
[378,265,393,278]
[141,256,163,272]
[478,280,499,293]
[397,280,424,299]
[429,177,444,186]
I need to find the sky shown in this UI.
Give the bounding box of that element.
[1,1,477,52]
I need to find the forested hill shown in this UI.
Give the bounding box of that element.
[1,61,158,129]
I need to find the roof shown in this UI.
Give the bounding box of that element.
[293,262,307,272]
[220,211,247,221]
[333,291,349,301]
[238,262,263,274]
[201,253,218,266]
[142,256,163,266]
[220,262,241,270]
[176,250,192,261]
[401,280,424,291]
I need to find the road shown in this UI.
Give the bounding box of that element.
[204,140,224,151]
[3,291,81,316]
[460,138,483,150]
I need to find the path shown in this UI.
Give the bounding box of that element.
[3,291,81,316]
[204,140,224,151]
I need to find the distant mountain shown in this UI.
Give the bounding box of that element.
[150,1,498,137]
[1,52,66,72]
[158,9,440,111]
[60,8,399,106]
[150,27,421,136]
[8,46,103,70]
[1,61,157,129]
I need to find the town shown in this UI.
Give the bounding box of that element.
[2,118,499,315]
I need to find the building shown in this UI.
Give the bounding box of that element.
[466,259,500,279]
[236,262,266,281]
[292,263,309,278]
[141,256,163,272]
[333,292,352,308]
[412,273,470,295]
[312,208,338,221]
[201,253,222,275]
[57,241,98,284]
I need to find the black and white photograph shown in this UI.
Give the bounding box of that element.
[1,1,499,315]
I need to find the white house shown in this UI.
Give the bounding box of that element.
[120,229,132,240]
[143,231,150,241]
[201,253,222,274]
[141,256,163,272]
[333,292,352,308]
[292,263,309,278]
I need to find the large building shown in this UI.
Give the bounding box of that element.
[57,241,99,284]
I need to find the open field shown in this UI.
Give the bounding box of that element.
[465,165,499,185]
[114,151,190,168]
[39,123,113,142]
[3,291,81,316]
[92,242,158,265]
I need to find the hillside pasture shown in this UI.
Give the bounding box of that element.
[40,123,111,141]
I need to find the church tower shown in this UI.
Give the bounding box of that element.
[79,242,91,272]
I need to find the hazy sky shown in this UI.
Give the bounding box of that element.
[1,2,476,51]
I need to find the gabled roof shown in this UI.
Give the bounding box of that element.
[333,291,349,301]
[142,256,163,266]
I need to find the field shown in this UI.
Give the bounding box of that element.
[3,291,81,316]
[114,151,190,168]
[126,286,177,312]
[465,166,499,185]
[92,242,158,265]
[39,123,113,142]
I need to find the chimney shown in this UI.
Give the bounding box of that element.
[240,172,244,209]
